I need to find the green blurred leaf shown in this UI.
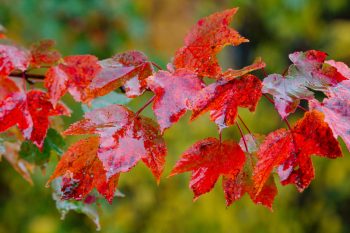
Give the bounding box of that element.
[19,128,65,165]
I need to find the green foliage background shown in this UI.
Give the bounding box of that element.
[0,0,350,232]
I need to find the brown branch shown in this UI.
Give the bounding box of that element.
[9,71,45,82]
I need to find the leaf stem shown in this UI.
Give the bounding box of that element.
[135,95,155,117]
[237,115,252,135]
[263,93,306,112]
[151,62,163,70]
[236,122,248,153]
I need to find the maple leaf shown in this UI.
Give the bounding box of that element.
[64,104,167,182]
[90,50,154,98]
[30,40,61,68]
[263,50,348,118]
[310,80,350,151]
[325,60,350,79]
[45,51,153,105]
[26,90,70,149]
[0,79,70,149]
[173,8,248,77]
[0,79,33,139]
[48,137,120,203]
[190,74,262,131]
[0,44,29,77]
[51,179,101,231]
[147,69,205,132]
[170,138,245,199]
[221,57,266,81]
[223,134,277,210]
[45,55,102,105]
[253,110,342,193]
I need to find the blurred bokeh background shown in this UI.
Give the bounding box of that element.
[1,0,350,232]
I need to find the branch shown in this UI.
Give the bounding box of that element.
[9,71,45,82]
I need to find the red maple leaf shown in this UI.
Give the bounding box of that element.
[0,44,30,77]
[223,134,277,210]
[263,50,348,118]
[44,55,102,105]
[173,8,248,77]
[45,51,154,105]
[170,138,245,199]
[90,50,154,98]
[30,40,61,68]
[147,69,205,132]
[325,60,350,79]
[221,57,266,81]
[0,78,70,149]
[253,110,342,193]
[26,90,71,148]
[310,80,350,151]
[47,137,120,203]
[64,104,167,182]
[190,74,262,130]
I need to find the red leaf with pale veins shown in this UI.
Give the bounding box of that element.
[223,134,277,209]
[253,129,294,194]
[263,50,348,118]
[45,66,69,107]
[254,111,342,193]
[325,60,350,79]
[44,55,102,104]
[310,80,350,151]
[0,79,70,149]
[0,79,33,139]
[174,8,248,77]
[0,44,29,77]
[30,40,61,68]
[48,137,120,203]
[223,173,277,210]
[61,55,102,102]
[26,90,70,149]
[64,104,167,182]
[191,74,262,130]
[170,138,245,199]
[90,51,153,98]
[147,69,205,132]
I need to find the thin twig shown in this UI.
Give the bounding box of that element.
[151,62,163,70]
[237,115,252,135]
[135,95,155,117]
[236,123,248,153]
[263,93,307,112]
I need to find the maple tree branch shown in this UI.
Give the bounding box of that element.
[9,71,45,83]
[135,95,155,117]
